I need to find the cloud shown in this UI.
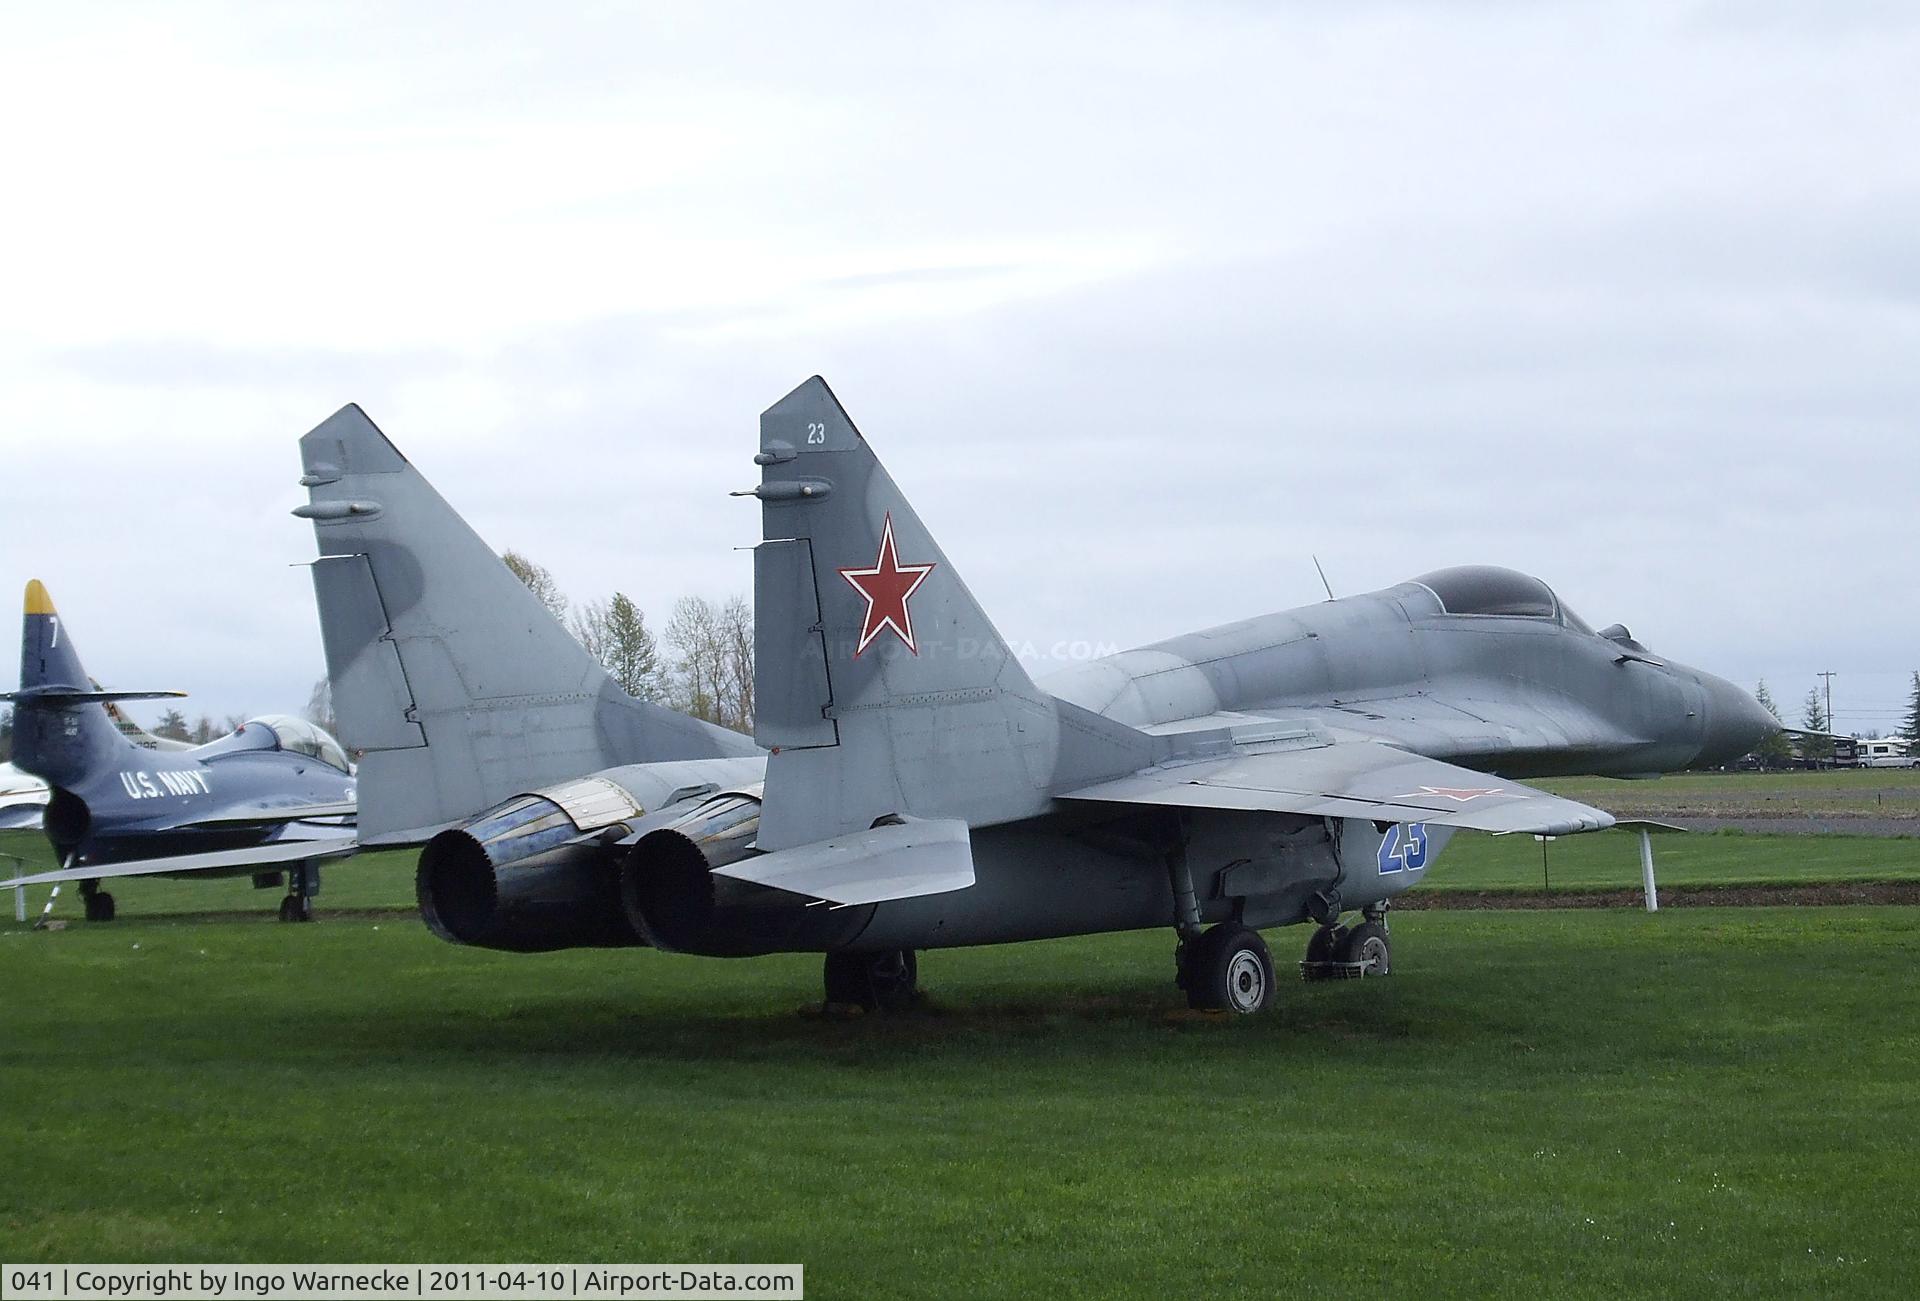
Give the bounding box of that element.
[2,0,1916,733]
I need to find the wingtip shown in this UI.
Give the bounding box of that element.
[23,579,54,616]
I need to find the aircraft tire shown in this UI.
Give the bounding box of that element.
[1184,924,1274,1014]
[1337,920,1391,975]
[824,949,918,1012]
[1302,923,1346,975]
[278,895,313,924]
[85,891,116,923]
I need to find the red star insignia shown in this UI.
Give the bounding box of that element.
[838,512,936,657]
[1396,785,1518,803]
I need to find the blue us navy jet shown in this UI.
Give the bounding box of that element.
[302,382,1776,1014]
[2,582,356,922]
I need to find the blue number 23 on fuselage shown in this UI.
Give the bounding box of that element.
[1377,823,1429,875]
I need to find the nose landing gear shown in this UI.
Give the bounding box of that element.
[277,860,319,923]
[1301,905,1392,981]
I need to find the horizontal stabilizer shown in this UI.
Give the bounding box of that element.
[0,688,186,705]
[713,818,974,905]
[2,835,358,889]
[1063,740,1615,836]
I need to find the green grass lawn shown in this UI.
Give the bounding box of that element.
[0,830,417,917]
[1538,767,1920,817]
[1434,827,1920,893]
[8,826,1915,925]
[1,906,1915,1296]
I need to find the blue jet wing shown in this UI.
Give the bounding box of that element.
[2,833,358,889]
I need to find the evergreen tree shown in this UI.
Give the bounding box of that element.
[1752,681,1793,767]
[603,593,664,701]
[154,708,191,742]
[1904,671,1920,757]
[1800,688,1833,763]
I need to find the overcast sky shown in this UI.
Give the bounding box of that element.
[2,0,1916,736]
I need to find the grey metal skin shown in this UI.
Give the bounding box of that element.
[296,405,759,847]
[303,383,1775,965]
[295,406,767,951]
[2,584,357,902]
[736,377,1779,954]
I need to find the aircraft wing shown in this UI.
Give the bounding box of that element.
[1061,740,1614,836]
[1,836,358,890]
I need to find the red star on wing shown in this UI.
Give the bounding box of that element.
[839,512,936,657]
[1396,785,1520,803]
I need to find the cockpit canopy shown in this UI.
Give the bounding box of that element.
[195,714,352,772]
[1408,565,1595,634]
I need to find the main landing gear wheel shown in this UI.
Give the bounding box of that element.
[83,890,116,923]
[1182,924,1275,1014]
[277,894,313,924]
[1337,920,1390,975]
[823,949,919,1012]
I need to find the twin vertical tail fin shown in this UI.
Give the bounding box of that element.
[748,378,1150,851]
[4,582,176,787]
[296,405,759,845]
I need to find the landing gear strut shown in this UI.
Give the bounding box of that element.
[80,879,115,923]
[1165,840,1278,1014]
[278,860,319,923]
[824,949,918,1011]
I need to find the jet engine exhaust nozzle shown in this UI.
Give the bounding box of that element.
[416,790,640,953]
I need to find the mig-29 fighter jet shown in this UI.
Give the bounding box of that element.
[2,582,357,921]
[306,381,1776,1015]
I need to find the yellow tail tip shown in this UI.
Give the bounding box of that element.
[24,580,55,616]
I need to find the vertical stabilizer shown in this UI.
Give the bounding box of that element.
[749,378,1149,851]
[7,583,143,788]
[297,405,759,844]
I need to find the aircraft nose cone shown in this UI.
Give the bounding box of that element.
[1700,677,1778,766]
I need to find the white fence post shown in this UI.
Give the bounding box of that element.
[1639,828,1659,913]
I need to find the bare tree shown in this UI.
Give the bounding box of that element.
[501,550,568,622]
[190,716,220,745]
[571,599,610,665]
[719,594,753,733]
[666,595,726,725]
[306,676,337,738]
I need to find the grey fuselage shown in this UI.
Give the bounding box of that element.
[1042,580,1765,780]
[668,576,1770,957]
